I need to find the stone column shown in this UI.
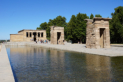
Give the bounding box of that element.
[28,32,30,37]
[31,32,33,41]
[105,28,110,48]
[40,32,41,38]
[104,29,106,48]
[51,30,54,44]
[95,28,100,49]
[40,33,41,38]
[61,31,64,44]
[44,32,46,39]
[54,31,57,44]
[36,32,38,41]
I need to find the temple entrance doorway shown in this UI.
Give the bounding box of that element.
[33,32,36,41]
[57,32,61,44]
[100,28,105,48]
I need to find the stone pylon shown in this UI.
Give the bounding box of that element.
[50,26,64,45]
[85,17,112,49]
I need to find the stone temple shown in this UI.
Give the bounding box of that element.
[85,17,112,49]
[10,29,46,42]
[50,26,64,44]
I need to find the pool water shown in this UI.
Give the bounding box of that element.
[6,46,123,82]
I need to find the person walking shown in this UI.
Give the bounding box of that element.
[36,40,37,43]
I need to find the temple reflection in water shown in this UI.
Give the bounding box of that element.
[86,54,111,82]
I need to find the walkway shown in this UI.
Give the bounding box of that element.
[0,44,15,82]
[5,42,123,57]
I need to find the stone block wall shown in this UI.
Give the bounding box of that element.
[23,30,46,42]
[50,26,64,45]
[10,30,47,42]
[10,34,23,42]
[85,17,112,49]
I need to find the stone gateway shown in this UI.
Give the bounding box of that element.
[10,30,46,42]
[50,26,64,44]
[85,17,112,49]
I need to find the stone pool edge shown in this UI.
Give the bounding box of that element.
[0,44,15,82]
[5,42,123,57]
[27,44,121,57]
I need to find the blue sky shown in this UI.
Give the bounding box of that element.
[0,0,123,40]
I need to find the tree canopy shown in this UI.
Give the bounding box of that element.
[37,22,48,30]
[95,14,102,17]
[37,16,67,40]
[67,13,88,43]
[110,6,123,43]
[90,13,94,19]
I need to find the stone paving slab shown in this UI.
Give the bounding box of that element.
[0,44,15,82]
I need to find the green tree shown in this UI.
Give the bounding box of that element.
[90,13,94,19]
[95,14,102,17]
[67,13,88,43]
[47,16,67,40]
[36,22,50,40]
[67,15,76,41]
[37,22,48,30]
[37,16,67,40]
[47,16,67,27]
[75,13,88,43]
[110,6,123,43]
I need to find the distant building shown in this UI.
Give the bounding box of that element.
[50,26,64,44]
[10,29,46,42]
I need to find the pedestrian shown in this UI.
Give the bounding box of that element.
[47,40,48,43]
[41,40,42,43]
[45,40,46,44]
[78,41,79,44]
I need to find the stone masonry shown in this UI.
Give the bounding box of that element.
[10,29,47,42]
[50,26,64,44]
[85,17,112,49]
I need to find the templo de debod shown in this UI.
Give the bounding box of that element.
[50,26,64,44]
[85,17,112,49]
[10,29,46,42]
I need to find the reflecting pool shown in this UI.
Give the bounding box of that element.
[6,46,123,82]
